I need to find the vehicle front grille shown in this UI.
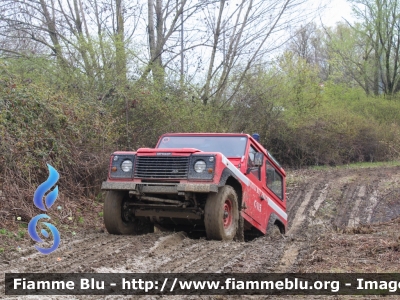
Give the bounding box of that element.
[134,156,189,179]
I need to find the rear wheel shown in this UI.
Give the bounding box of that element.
[204,186,239,240]
[103,191,153,235]
[266,215,282,238]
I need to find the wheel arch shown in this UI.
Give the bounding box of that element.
[267,212,286,234]
[218,168,243,209]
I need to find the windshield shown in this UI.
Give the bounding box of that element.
[157,136,248,157]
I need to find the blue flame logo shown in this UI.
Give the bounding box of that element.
[33,164,59,211]
[28,164,60,254]
[28,214,60,254]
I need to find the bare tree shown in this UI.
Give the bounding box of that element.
[195,0,310,105]
[142,0,206,88]
[325,23,376,94]
[0,0,144,90]
[287,22,330,80]
[0,0,313,102]
[329,0,400,95]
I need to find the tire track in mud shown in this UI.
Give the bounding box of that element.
[287,182,317,235]
[280,167,400,273]
[365,190,379,223]
[286,190,303,216]
[2,229,172,269]
[347,185,366,227]
[332,175,360,228]
[363,172,400,223]
[4,234,124,273]
[277,169,374,272]
[0,232,166,295]
[0,233,111,275]
[96,232,286,274]
[157,240,244,273]
[277,179,321,272]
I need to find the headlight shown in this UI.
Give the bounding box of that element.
[121,160,133,172]
[194,160,206,173]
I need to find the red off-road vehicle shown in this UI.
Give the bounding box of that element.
[101,133,287,240]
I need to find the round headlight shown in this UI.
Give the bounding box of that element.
[121,160,133,172]
[194,160,206,173]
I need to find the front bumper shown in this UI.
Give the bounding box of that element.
[101,181,218,193]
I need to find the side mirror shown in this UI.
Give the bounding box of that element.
[248,152,255,162]
[254,152,263,167]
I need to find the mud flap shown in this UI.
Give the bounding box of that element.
[234,212,244,242]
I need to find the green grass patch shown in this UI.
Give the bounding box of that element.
[0,228,14,238]
[17,230,25,239]
[311,160,400,171]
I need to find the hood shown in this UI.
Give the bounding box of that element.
[136,148,202,155]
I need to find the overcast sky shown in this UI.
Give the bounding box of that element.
[316,0,355,27]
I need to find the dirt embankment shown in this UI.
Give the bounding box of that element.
[1,164,400,299]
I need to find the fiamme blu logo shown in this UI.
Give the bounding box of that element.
[28,164,60,254]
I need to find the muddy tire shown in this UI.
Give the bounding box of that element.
[204,185,239,240]
[104,191,150,235]
[266,214,282,238]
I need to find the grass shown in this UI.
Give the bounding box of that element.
[0,227,26,242]
[0,228,14,238]
[286,173,308,186]
[316,197,336,220]
[311,160,400,171]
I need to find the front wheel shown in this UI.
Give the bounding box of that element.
[103,191,153,235]
[204,186,239,240]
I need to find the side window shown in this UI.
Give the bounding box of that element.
[247,145,260,180]
[266,161,283,200]
[248,146,257,167]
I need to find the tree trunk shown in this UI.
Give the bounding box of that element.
[202,0,225,105]
[115,0,127,83]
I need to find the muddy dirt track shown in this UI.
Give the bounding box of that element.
[1,164,400,299]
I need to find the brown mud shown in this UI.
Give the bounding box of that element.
[1,164,400,299]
